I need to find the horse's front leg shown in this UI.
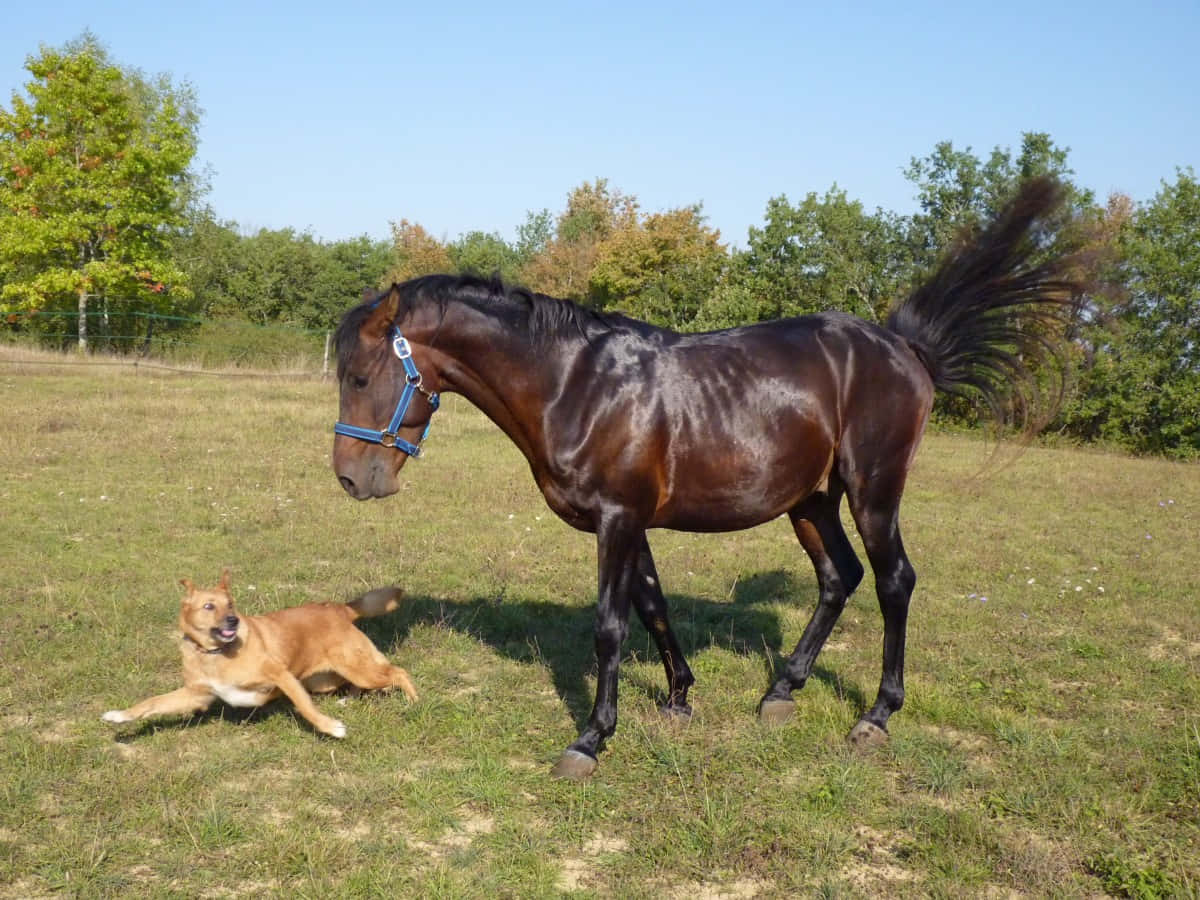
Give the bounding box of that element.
[550,516,641,780]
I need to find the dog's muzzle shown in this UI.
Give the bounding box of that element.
[215,616,239,643]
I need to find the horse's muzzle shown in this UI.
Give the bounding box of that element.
[333,460,400,500]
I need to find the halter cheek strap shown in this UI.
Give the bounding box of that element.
[333,327,440,458]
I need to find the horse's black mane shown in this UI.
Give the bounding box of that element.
[335,274,623,376]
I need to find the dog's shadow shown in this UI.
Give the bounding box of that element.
[366,568,869,731]
[108,696,345,741]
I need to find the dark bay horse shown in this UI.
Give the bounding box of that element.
[332,177,1076,779]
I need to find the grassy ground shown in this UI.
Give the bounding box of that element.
[1,349,1197,897]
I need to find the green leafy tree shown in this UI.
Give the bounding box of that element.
[0,33,201,350]
[449,230,520,281]
[520,179,637,302]
[514,208,552,271]
[696,187,905,329]
[1061,170,1200,456]
[899,133,1100,427]
[589,204,726,329]
[305,234,392,328]
[171,211,241,316]
[174,213,391,343]
[902,132,1089,270]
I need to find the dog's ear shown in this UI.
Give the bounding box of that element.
[218,567,232,592]
[179,577,195,594]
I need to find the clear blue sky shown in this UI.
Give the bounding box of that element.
[3,1,1197,247]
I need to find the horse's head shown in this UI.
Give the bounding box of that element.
[332,284,443,499]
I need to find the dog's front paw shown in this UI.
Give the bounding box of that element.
[326,719,347,739]
[102,710,131,724]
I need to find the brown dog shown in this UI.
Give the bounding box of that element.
[101,569,417,737]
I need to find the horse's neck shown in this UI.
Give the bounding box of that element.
[433,304,570,466]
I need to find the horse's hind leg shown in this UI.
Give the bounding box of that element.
[844,472,917,747]
[760,486,864,723]
[630,535,695,718]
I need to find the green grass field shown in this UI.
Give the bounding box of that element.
[1,349,1197,897]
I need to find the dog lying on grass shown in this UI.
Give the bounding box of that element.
[102,569,417,737]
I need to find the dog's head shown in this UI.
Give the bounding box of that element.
[178,568,241,651]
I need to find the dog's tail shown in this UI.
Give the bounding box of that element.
[345,587,403,622]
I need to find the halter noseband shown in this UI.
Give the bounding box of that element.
[333,327,440,458]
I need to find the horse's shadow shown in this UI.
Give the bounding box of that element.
[366,568,869,731]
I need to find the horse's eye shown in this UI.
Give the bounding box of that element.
[352,375,369,389]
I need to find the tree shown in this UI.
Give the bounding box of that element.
[902,132,1089,271]
[514,208,553,269]
[0,33,201,350]
[385,219,452,283]
[449,230,520,281]
[589,204,726,329]
[1060,170,1200,457]
[175,214,391,330]
[171,211,241,317]
[306,234,392,328]
[695,187,905,330]
[899,134,1102,427]
[520,179,637,302]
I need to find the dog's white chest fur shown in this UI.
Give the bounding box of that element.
[208,681,270,707]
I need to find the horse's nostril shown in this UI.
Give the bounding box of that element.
[338,475,356,494]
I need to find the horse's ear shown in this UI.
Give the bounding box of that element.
[364,284,402,341]
[217,567,231,592]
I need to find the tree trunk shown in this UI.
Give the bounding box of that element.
[77,288,89,353]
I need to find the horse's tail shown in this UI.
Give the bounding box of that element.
[885,176,1080,426]
[345,586,403,622]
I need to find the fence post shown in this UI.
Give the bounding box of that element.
[323,330,332,378]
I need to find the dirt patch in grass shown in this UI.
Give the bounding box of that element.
[409,812,496,861]
[922,723,990,753]
[669,876,770,899]
[556,833,630,892]
[1148,625,1200,660]
[840,825,920,894]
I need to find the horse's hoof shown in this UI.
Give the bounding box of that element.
[660,702,693,721]
[550,749,598,780]
[759,698,796,725]
[847,719,888,749]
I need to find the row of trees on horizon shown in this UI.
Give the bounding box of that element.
[1,35,1197,458]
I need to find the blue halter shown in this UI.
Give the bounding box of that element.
[333,327,440,458]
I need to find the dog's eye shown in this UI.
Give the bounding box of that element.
[203,603,215,611]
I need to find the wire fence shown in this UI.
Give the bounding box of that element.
[2,308,334,375]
